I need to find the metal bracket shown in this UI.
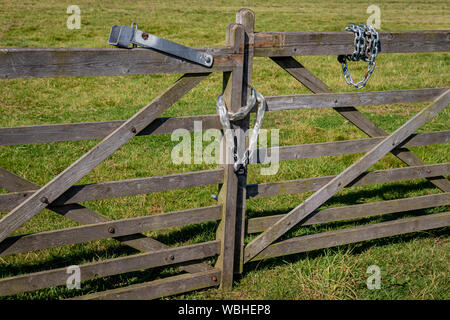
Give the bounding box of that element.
[108,23,213,67]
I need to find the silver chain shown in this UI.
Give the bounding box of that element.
[338,24,380,89]
[216,88,267,174]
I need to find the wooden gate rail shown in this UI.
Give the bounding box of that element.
[0,168,224,211]
[0,168,215,277]
[253,30,449,56]
[254,131,450,164]
[244,90,449,262]
[246,163,450,199]
[0,205,222,256]
[238,9,449,265]
[0,14,248,298]
[247,193,450,234]
[75,268,222,300]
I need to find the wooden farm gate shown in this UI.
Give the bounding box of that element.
[0,8,448,299]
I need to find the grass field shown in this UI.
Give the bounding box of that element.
[0,0,449,300]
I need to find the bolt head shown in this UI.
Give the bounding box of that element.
[107,226,115,234]
[40,197,48,204]
[211,276,218,282]
[141,33,149,40]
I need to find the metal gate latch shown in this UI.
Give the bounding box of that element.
[108,23,214,68]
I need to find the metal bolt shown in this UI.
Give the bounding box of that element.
[40,197,48,204]
[211,276,218,282]
[107,226,115,234]
[334,99,338,103]
[130,127,137,133]
[169,255,175,261]
[142,33,149,40]
[205,56,211,64]
[426,169,431,174]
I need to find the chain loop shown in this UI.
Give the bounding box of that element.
[216,88,267,174]
[338,24,380,89]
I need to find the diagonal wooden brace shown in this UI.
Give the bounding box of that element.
[0,168,212,273]
[244,89,449,262]
[271,56,450,192]
[0,73,209,244]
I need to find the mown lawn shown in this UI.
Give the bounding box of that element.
[0,0,448,299]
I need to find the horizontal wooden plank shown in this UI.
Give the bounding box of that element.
[0,205,222,256]
[252,211,450,261]
[256,131,450,164]
[254,30,450,57]
[265,88,449,111]
[1,92,447,147]
[0,168,224,212]
[0,47,237,79]
[247,163,449,199]
[247,193,449,233]
[0,115,222,146]
[74,268,221,300]
[0,240,220,296]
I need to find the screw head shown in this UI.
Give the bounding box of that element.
[211,276,218,282]
[141,33,149,40]
[107,226,115,234]
[130,127,137,133]
[40,197,48,204]
[205,56,212,64]
[169,255,175,261]
[426,169,431,174]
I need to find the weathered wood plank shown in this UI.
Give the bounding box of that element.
[244,89,450,262]
[1,89,445,146]
[247,193,450,233]
[252,211,450,261]
[0,167,212,274]
[0,115,222,146]
[0,73,209,244]
[265,88,449,111]
[256,131,450,164]
[255,30,450,57]
[0,47,236,79]
[73,268,221,300]
[214,23,245,290]
[0,205,222,256]
[0,240,220,296]
[272,56,450,192]
[246,163,450,199]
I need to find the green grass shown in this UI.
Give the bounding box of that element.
[0,0,449,300]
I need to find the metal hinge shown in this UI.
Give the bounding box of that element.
[108,23,213,68]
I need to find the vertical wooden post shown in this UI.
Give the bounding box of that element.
[234,8,255,274]
[215,23,245,290]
